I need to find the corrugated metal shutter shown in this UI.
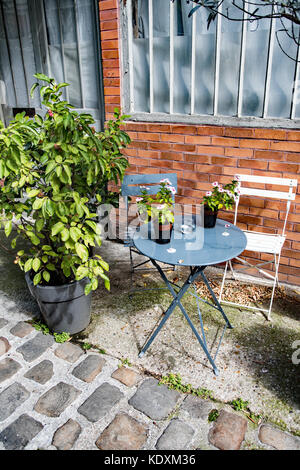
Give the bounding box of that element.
[0,0,104,129]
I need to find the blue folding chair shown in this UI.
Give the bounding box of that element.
[121,173,177,289]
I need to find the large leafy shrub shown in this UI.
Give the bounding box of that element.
[0,74,130,295]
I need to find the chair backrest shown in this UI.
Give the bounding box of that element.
[234,174,297,236]
[121,173,178,243]
[121,173,177,200]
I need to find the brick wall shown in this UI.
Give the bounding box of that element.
[99,0,300,286]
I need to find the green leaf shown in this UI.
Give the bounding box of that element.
[27,189,40,198]
[76,266,89,281]
[32,258,41,272]
[99,260,109,272]
[75,243,89,262]
[33,272,42,286]
[84,282,93,296]
[70,226,81,242]
[56,82,69,90]
[24,259,33,273]
[35,218,44,232]
[33,198,44,210]
[51,222,65,236]
[60,228,70,242]
[34,73,53,83]
[4,220,12,237]
[42,245,52,251]
[30,82,39,98]
[45,161,56,175]
[42,270,50,282]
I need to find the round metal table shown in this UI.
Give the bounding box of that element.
[133,218,247,375]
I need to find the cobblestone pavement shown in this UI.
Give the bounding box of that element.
[0,316,300,450]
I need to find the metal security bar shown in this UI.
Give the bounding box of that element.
[123,0,300,125]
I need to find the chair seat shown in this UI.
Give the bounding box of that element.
[243,230,286,254]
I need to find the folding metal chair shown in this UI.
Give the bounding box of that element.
[218,174,297,320]
[121,173,177,288]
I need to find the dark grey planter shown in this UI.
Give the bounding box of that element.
[25,273,92,334]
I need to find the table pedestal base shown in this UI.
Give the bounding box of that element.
[138,259,233,376]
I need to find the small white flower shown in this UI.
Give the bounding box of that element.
[168,186,176,194]
[212,181,218,187]
[136,197,143,202]
[160,178,172,185]
[206,191,212,196]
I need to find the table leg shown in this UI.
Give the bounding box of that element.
[199,270,233,329]
[138,260,223,375]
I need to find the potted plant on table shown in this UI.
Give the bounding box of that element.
[137,178,176,244]
[0,73,130,334]
[202,179,239,228]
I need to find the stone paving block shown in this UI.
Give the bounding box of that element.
[16,332,54,362]
[181,395,214,420]
[10,321,34,338]
[72,355,105,383]
[156,419,195,450]
[52,418,81,450]
[95,413,148,450]
[0,414,43,450]
[258,424,300,450]
[34,382,81,418]
[54,342,83,363]
[208,409,247,450]
[0,337,10,356]
[0,382,30,422]
[78,383,124,423]
[129,378,181,420]
[0,358,21,383]
[0,318,8,330]
[111,366,140,387]
[24,360,54,384]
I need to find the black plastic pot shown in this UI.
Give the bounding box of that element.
[153,222,173,244]
[204,206,218,229]
[25,273,92,334]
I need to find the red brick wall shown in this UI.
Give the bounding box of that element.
[99,0,300,286]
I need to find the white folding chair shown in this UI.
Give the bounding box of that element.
[218,174,297,320]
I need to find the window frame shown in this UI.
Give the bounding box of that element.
[120,0,300,129]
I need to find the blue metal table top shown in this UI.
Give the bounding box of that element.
[133,218,247,267]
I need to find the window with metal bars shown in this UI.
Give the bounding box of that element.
[121,0,300,127]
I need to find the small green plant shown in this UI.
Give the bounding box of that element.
[82,342,92,351]
[159,373,214,400]
[203,178,239,212]
[31,320,70,343]
[0,73,130,295]
[137,178,175,225]
[31,320,50,335]
[208,409,220,422]
[230,397,262,425]
[119,357,132,367]
[97,347,106,355]
[53,331,71,343]
[230,397,249,411]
